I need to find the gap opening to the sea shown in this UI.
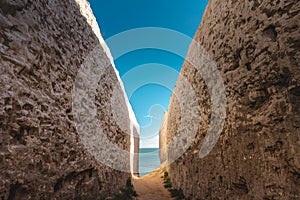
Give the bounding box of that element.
[139,148,160,176]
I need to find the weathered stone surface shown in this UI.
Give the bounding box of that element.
[0,0,138,199]
[160,0,300,199]
[132,126,140,177]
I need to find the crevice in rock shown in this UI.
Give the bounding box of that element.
[263,25,278,42]
[7,182,21,200]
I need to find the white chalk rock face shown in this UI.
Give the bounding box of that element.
[72,43,140,173]
[160,0,300,199]
[0,0,139,199]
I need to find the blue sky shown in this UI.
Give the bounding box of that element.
[89,0,208,148]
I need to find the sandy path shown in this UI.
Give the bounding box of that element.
[132,168,173,200]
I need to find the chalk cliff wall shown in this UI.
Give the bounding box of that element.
[0,0,139,199]
[160,0,300,199]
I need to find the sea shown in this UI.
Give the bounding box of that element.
[139,148,161,177]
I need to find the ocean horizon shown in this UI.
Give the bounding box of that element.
[139,148,161,177]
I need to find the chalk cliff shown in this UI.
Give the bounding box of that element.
[160,0,300,199]
[0,0,139,199]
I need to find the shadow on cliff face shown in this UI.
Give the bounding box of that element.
[0,0,133,199]
[159,0,300,199]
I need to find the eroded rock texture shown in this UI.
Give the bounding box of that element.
[160,0,300,199]
[0,0,137,199]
